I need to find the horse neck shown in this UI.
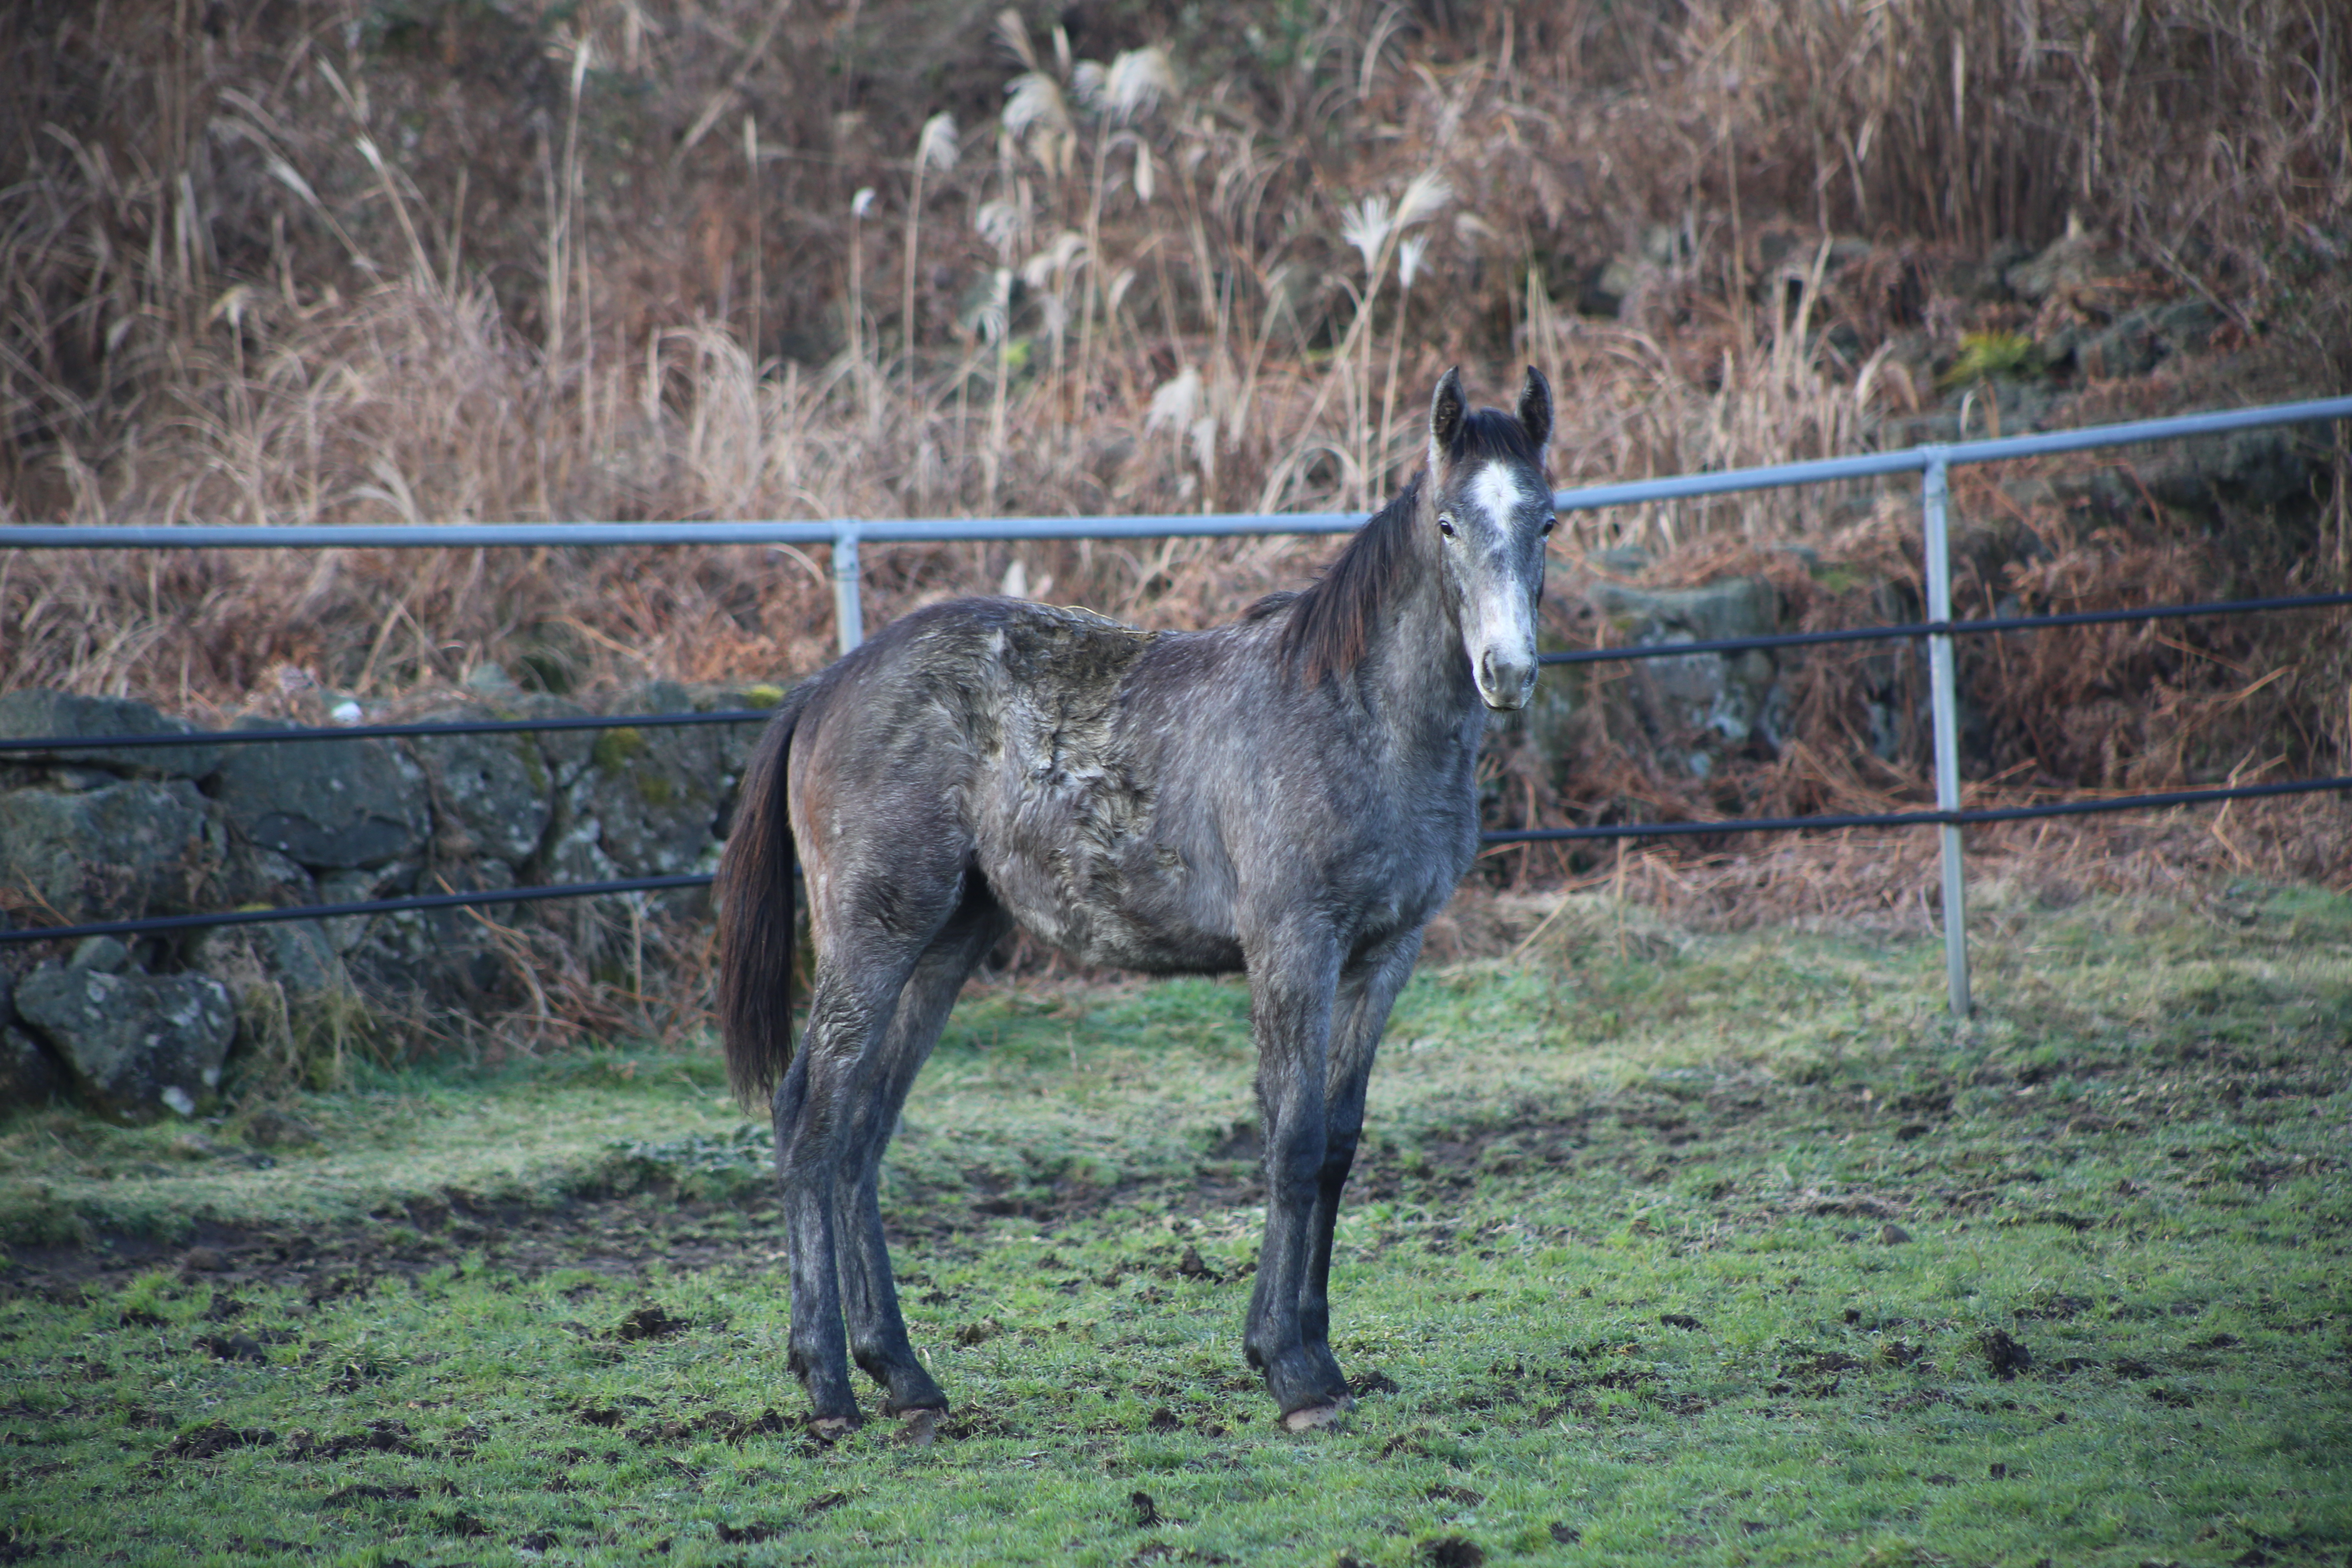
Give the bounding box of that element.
[1356,495,1483,755]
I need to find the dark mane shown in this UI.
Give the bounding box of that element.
[1452,406,1545,467]
[1276,472,1422,688]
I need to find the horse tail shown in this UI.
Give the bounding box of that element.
[717,686,813,1109]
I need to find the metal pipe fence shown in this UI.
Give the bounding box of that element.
[4,395,2350,1016]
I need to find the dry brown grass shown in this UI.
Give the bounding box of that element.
[2,0,2346,914]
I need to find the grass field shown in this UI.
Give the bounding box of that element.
[3,886,2349,1567]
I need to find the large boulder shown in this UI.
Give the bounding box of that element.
[533,684,733,968]
[0,690,223,780]
[2140,425,2323,514]
[12,965,238,1122]
[1587,576,1784,774]
[344,862,518,1010]
[409,712,553,866]
[695,683,785,840]
[1940,239,2033,304]
[249,917,349,999]
[0,778,219,923]
[211,727,429,869]
[194,919,363,1090]
[705,683,784,785]
[1591,576,1778,645]
[214,844,318,912]
[568,683,726,880]
[313,865,399,953]
[523,696,600,794]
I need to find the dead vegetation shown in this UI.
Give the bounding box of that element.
[1,0,2347,969]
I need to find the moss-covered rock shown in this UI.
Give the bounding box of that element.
[410,712,553,866]
[0,1025,64,1111]
[1585,575,1784,775]
[569,683,724,881]
[13,965,237,1123]
[0,777,219,924]
[211,725,430,870]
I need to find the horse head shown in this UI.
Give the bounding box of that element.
[1424,365,1554,712]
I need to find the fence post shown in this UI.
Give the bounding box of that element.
[831,524,864,654]
[1921,450,1971,1017]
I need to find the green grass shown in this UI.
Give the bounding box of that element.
[3,886,2349,1567]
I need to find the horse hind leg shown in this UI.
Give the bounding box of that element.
[772,862,973,1429]
[771,954,917,1431]
[833,890,1012,1418]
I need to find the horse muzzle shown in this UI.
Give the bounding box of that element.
[1476,647,1537,712]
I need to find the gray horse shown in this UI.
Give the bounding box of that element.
[718,366,1555,1434]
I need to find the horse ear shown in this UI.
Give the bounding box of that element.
[1427,366,1467,469]
[1515,365,1552,450]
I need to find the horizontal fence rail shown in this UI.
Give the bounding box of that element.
[0,876,716,947]
[1537,590,2352,664]
[4,394,2349,1013]
[0,708,776,755]
[1543,396,2352,507]
[1485,774,2352,843]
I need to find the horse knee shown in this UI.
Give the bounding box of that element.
[1265,1127,1325,1198]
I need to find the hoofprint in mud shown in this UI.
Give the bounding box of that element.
[717,368,1557,1435]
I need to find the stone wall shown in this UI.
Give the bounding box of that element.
[0,680,777,1122]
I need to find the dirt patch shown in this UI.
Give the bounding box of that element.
[288,1420,422,1460]
[0,1188,786,1299]
[1979,1329,2035,1380]
[320,1483,421,1506]
[150,1421,276,1464]
[612,1304,691,1341]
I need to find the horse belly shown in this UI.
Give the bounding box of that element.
[978,790,1238,974]
[1080,849,1244,973]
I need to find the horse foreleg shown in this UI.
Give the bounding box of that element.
[833,901,1010,1418]
[1298,931,1422,1399]
[1241,940,1350,1426]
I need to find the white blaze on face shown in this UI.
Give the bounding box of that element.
[1468,461,1536,534]
[1463,460,1540,708]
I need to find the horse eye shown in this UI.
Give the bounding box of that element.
[1437,514,1457,538]
[1540,519,1555,537]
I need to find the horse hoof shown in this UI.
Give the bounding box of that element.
[1279,1398,1354,1432]
[806,1415,862,1443]
[893,1408,942,1447]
